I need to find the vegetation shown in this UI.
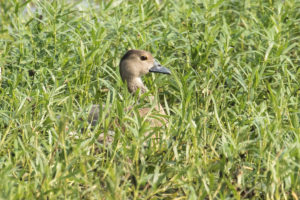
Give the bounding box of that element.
[0,0,299,199]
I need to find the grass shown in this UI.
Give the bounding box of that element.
[0,0,299,199]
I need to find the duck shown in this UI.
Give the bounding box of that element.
[87,49,171,131]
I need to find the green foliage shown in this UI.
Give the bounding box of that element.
[0,0,299,199]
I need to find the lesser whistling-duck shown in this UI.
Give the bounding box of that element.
[87,50,171,140]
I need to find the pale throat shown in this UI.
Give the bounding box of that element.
[127,77,148,94]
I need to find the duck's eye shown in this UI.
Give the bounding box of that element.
[140,55,147,61]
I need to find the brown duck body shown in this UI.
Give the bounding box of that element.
[88,49,171,129]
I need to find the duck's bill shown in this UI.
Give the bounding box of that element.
[149,60,171,75]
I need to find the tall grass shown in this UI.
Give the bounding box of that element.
[0,0,299,199]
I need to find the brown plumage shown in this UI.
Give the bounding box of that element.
[87,49,171,138]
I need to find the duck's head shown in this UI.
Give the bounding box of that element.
[119,49,171,93]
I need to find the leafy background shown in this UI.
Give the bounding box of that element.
[0,0,299,199]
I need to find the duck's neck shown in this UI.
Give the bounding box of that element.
[126,77,148,94]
